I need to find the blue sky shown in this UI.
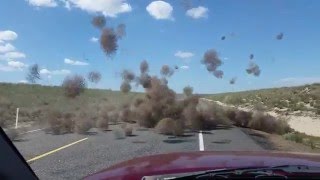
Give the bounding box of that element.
[0,0,320,94]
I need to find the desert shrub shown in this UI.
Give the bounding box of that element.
[303,138,316,149]
[119,108,133,123]
[172,119,184,136]
[133,98,144,107]
[108,111,119,124]
[183,86,193,97]
[155,118,184,136]
[124,126,133,136]
[62,75,87,98]
[0,109,9,127]
[254,103,267,111]
[134,77,177,127]
[96,109,109,130]
[248,112,274,133]
[87,71,102,84]
[0,97,15,127]
[225,108,236,121]
[233,110,252,127]
[6,128,20,141]
[46,111,76,134]
[30,108,45,124]
[74,114,92,134]
[184,102,231,130]
[113,128,125,139]
[61,113,75,133]
[283,132,303,143]
[47,110,63,135]
[162,103,184,120]
[182,103,203,130]
[136,104,157,128]
[26,64,41,83]
[248,112,290,135]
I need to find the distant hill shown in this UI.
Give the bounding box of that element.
[207,83,320,114]
[0,83,142,109]
[0,83,143,127]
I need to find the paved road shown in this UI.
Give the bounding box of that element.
[12,99,263,179]
[13,125,263,180]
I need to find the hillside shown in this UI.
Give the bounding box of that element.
[207,83,320,116]
[0,83,143,127]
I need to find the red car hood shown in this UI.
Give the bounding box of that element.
[85,151,320,180]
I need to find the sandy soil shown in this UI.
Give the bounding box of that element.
[285,116,320,137]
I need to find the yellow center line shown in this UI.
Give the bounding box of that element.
[27,137,88,163]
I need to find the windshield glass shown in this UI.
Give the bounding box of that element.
[1,0,320,179]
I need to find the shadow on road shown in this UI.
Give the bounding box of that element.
[163,139,193,144]
[131,140,147,144]
[13,138,28,142]
[84,132,98,136]
[211,139,232,144]
[136,128,149,131]
[166,133,195,138]
[201,131,213,134]
[126,134,138,137]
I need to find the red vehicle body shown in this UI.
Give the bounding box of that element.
[85,151,320,180]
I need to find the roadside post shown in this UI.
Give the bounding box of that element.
[15,108,19,129]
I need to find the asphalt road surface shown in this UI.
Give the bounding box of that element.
[12,99,263,179]
[12,125,262,180]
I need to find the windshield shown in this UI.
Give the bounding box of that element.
[1,0,320,179]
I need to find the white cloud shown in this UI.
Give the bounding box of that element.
[0,61,27,72]
[186,6,208,19]
[52,69,71,75]
[0,43,15,53]
[27,0,58,7]
[90,37,98,42]
[0,30,18,42]
[0,51,26,60]
[19,80,28,83]
[146,1,173,20]
[8,60,28,69]
[66,0,132,17]
[174,51,194,59]
[276,77,320,86]
[180,65,189,70]
[64,58,89,66]
[40,68,51,75]
[40,68,71,75]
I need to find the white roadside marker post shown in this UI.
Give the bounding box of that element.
[15,108,19,129]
